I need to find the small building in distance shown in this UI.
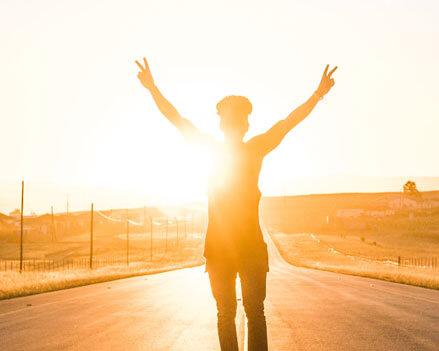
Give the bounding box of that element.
[335,209,364,218]
[388,197,439,210]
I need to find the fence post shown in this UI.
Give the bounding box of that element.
[398,256,401,267]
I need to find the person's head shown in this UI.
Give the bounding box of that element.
[216,95,252,142]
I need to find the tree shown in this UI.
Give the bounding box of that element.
[403,180,420,197]
[9,209,21,216]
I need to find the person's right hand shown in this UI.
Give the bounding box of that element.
[135,57,155,90]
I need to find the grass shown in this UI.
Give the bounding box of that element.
[0,230,205,300]
[0,257,204,300]
[270,231,439,290]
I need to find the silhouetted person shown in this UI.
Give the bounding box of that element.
[135,57,337,351]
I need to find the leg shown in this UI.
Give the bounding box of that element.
[208,265,239,351]
[239,269,268,351]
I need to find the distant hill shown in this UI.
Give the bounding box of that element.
[262,190,439,211]
[0,212,11,220]
[261,191,439,233]
[0,213,13,234]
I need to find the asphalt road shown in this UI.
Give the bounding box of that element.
[1,235,438,351]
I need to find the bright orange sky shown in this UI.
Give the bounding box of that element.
[1,1,438,214]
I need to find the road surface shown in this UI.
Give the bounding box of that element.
[1,235,438,350]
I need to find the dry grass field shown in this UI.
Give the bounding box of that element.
[0,228,205,300]
[263,191,439,289]
[269,230,439,290]
[0,258,203,300]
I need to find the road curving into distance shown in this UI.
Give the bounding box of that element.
[1,233,438,350]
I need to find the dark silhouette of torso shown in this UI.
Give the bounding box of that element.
[204,140,268,272]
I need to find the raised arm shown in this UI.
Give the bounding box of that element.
[135,57,201,141]
[250,65,337,155]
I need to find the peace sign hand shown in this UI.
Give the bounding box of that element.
[135,57,155,90]
[316,65,337,98]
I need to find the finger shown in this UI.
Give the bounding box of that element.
[135,60,145,71]
[143,57,150,71]
[328,66,338,78]
[330,78,335,86]
[323,64,329,77]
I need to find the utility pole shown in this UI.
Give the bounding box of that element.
[149,216,153,260]
[126,209,129,267]
[19,180,24,273]
[51,206,55,242]
[144,206,147,261]
[165,217,168,253]
[176,217,179,249]
[282,179,286,230]
[66,194,70,238]
[89,203,94,269]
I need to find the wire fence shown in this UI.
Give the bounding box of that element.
[316,236,439,270]
[397,256,438,269]
[0,200,207,272]
[267,228,439,271]
[0,254,201,272]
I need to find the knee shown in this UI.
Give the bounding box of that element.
[217,302,237,322]
[243,302,265,320]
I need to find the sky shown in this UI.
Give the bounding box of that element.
[1,0,439,214]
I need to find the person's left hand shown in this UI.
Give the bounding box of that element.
[316,65,337,98]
